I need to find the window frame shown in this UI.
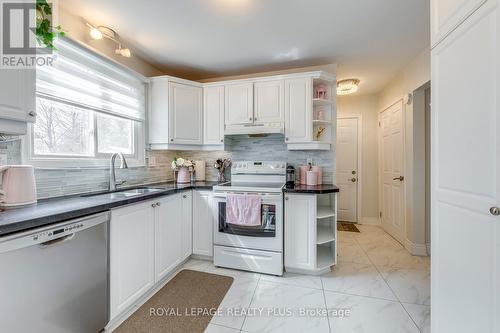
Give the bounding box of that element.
[25,37,148,169]
[25,95,146,169]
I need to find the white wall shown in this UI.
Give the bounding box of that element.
[337,94,379,224]
[59,6,163,77]
[377,47,431,255]
[378,48,431,110]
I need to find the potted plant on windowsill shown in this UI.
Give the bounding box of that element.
[171,157,195,184]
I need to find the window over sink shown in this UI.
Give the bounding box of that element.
[26,38,146,168]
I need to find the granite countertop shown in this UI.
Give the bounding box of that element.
[283,183,340,194]
[0,181,220,237]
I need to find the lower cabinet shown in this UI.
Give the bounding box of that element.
[181,191,193,260]
[284,194,316,271]
[155,195,183,282]
[192,190,214,257]
[110,200,155,319]
[284,193,338,275]
[110,191,194,320]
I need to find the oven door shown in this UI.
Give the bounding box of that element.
[213,191,283,252]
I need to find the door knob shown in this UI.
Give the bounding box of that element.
[393,176,404,181]
[349,178,357,182]
[490,207,500,216]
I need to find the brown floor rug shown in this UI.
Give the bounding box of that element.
[114,269,234,333]
[337,222,360,232]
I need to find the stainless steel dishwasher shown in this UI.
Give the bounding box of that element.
[0,212,109,333]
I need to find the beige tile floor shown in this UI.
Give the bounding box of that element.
[181,225,430,333]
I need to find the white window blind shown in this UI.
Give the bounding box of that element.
[36,39,146,121]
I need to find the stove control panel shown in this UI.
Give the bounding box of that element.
[232,161,286,175]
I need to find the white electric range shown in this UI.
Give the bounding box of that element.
[213,161,286,276]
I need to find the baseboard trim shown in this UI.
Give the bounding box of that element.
[404,238,429,256]
[360,217,380,225]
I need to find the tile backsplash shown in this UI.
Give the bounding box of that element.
[1,134,335,199]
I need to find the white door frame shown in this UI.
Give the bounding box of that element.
[337,114,363,223]
[378,100,406,242]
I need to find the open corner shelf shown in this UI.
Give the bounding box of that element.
[313,98,334,106]
[317,206,336,219]
[317,244,335,270]
[313,120,332,125]
[317,225,335,245]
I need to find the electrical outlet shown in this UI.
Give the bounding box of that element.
[0,154,7,166]
[307,158,313,165]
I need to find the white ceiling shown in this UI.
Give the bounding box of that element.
[61,0,430,94]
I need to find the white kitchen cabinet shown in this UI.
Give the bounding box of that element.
[431,0,486,47]
[284,77,312,143]
[110,200,155,319]
[224,82,254,125]
[0,68,36,133]
[284,194,316,271]
[181,191,193,260]
[254,80,284,124]
[285,193,337,275]
[154,195,183,282]
[148,77,170,146]
[193,190,214,257]
[169,82,203,145]
[203,86,225,145]
[149,77,203,149]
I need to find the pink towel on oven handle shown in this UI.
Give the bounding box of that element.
[226,193,262,226]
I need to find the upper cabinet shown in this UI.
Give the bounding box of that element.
[203,86,225,145]
[224,82,254,126]
[224,80,285,135]
[431,0,487,47]
[149,77,205,149]
[0,68,36,134]
[285,74,336,150]
[149,71,335,151]
[284,77,312,143]
[254,80,285,124]
[169,82,202,145]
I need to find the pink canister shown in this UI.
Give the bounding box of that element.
[306,171,318,186]
[311,166,322,185]
[300,166,309,185]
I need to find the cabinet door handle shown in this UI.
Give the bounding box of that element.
[170,138,174,142]
[285,197,289,201]
[220,139,224,143]
[183,195,187,198]
[254,117,257,121]
[490,207,500,216]
[249,117,253,121]
[29,111,37,117]
[285,137,289,141]
[156,202,161,207]
[151,203,157,208]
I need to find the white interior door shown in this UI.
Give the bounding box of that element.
[336,117,359,222]
[431,1,500,332]
[379,101,405,243]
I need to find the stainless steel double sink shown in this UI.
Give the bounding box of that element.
[81,187,164,200]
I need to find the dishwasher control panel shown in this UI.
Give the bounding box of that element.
[31,223,84,242]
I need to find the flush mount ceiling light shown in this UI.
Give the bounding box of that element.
[86,23,132,58]
[337,79,360,95]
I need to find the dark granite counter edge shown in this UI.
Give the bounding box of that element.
[283,184,340,194]
[0,182,218,237]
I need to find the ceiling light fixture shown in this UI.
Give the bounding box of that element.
[337,79,360,95]
[86,22,132,58]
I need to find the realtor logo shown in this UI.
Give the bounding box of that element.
[1,0,58,68]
